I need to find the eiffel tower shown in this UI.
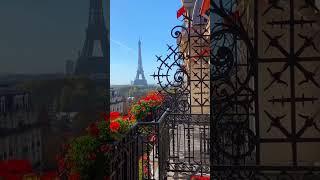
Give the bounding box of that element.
[133,40,148,86]
[74,0,107,78]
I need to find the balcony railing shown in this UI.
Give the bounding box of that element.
[104,108,170,180]
[102,111,210,180]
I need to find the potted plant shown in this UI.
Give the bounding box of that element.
[57,112,136,180]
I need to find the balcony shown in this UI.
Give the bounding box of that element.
[58,108,210,180]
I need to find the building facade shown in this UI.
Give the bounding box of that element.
[180,0,210,114]
[110,89,128,114]
[0,89,42,167]
[209,0,320,177]
[255,0,320,166]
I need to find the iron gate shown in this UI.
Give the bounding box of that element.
[210,0,320,179]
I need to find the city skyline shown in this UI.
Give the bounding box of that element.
[110,0,181,85]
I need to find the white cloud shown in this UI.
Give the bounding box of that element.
[111,38,136,54]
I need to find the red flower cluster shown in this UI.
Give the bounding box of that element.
[140,91,164,108]
[0,160,33,174]
[109,111,121,121]
[130,91,164,121]
[149,134,157,143]
[191,175,210,180]
[109,121,120,132]
[143,91,164,102]
[68,173,80,180]
[101,111,121,122]
[143,166,148,175]
[41,171,59,180]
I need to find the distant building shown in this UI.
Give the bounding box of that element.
[0,88,42,167]
[110,89,128,114]
[127,96,135,108]
[65,60,74,75]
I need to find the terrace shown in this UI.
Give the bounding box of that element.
[57,0,320,179]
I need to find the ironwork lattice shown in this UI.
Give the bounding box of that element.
[210,0,320,179]
[152,13,211,178]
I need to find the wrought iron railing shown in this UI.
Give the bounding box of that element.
[103,107,210,180]
[57,108,170,180]
[150,9,210,178]
[106,108,170,180]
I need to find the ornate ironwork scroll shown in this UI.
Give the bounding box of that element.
[211,0,320,179]
[153,13,210,178]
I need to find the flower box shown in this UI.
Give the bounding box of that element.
[130,91,164,122]
[142,108,159,122]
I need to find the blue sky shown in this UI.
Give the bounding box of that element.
[110,0,182,85]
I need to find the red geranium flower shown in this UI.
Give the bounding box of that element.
[101,112,109,121]
[149,134,157,143]
[87,122,100,137]
[143,154,148,161]
[101,112,121,121]
[190,176,210,180]
[143,166,148,174]
[110,121,120,132]
[68,173,80,180]
[130,114,136,121]
[110,111,121,121]
[122,115,129,121]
